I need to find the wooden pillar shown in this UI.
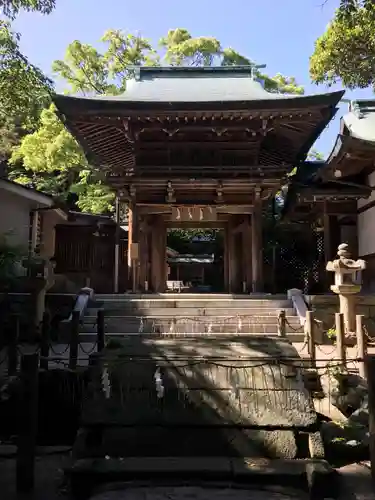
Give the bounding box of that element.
[30,210,39,254]
[114,196,120,293]
[252,190,263,293]
[138,225,147,291]
[128,202,139,292]
[161,220,167,291]
[224,224,229,292]
[323,210,331,265]
[228,218,237,293]
[243,216,252,293]
[127,205,133,289]
[224,218,236,293]
[364,355,375,484]
[151,216,166,293]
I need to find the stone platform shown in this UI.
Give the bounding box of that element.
[66,457,339,500]
[74,336,321,461]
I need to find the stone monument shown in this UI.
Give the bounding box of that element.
[326,243,366,333]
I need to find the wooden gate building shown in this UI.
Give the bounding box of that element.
[53,66,346,293]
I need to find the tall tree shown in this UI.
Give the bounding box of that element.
[1,0,56,18]
[0,0,58,160]
[0,21,52,126]
[310,1,375,89]
[10,28,304,213]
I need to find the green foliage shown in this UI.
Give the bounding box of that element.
[0,115,21,162]
[308,149,324,161]
[1,0,56,18]
[0,233,25,283]
[9,105,115,212]
[310,2,375,89]
[52,31,158,96]
[327,327,337,340]
[0,21,52,128]
[167,228,222,254]
[159,28,304,94]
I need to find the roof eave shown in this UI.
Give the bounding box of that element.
[53,90,345,115]
[0,179,54,207]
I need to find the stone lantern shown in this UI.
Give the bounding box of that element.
[326,243,366,333]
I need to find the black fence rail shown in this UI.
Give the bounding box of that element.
[4,345,375,493]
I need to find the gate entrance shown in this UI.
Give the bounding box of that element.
[53,65,344,293]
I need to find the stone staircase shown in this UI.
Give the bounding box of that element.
[66,295,337,498]
[79,293,305,342]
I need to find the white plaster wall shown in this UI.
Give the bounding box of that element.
[0,190,33,251]
[358,170,375,257]
[358,206,375,257]
[358,171,375,209]
[340,225,357,254]
[40,210,61,258]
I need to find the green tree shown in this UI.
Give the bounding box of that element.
[0,21,52,128]
[310,1,375,89]
[10,28,304,214]
[307,149,324,161]
[1,0,56,18]
[0,1,57,157]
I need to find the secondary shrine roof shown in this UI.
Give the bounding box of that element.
[318,99,375,182]
[341,100,375,142]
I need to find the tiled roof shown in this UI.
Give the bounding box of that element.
[342,100,375,143]
[65,66,343,106]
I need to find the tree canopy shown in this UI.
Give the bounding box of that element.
[8,28,305,213]
[0,0,56,18]
[310,1,375,89]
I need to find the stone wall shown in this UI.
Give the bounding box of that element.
[307,294,375,331]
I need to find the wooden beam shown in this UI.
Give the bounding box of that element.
[167,221,227,229]
[136,141,260,150]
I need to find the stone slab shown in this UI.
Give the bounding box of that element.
[68,456,307,477]
[89,485,310,500]
[305,460,340,499]
[82,336,316,430]
[72,427,298,459]
[68,457,337,500]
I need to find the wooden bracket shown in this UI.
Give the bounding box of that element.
[215,181,224,204]
[166,181,176,203]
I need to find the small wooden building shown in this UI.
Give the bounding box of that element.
[54,212,128,292]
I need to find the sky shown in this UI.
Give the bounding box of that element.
[12,0,374,158]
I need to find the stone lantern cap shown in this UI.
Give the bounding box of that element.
[326,243,366,273]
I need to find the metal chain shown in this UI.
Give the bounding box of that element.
[283,317,304,332]
[48,342,70,356]
[79,341,97,355]
[315,343,337,355]
[0,351,8,365]
[362,324,375,344]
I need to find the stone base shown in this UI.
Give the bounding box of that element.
[65,457,339,500]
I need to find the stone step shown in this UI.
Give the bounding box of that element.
[94,293,289,300]
[87,307,296,317]
[81,323,303,334]
[84,314,300,325]
[93,299,293,309]
[82,316,302,334]
[77,331,307,342]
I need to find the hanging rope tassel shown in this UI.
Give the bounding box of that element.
[154,367,164,399]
